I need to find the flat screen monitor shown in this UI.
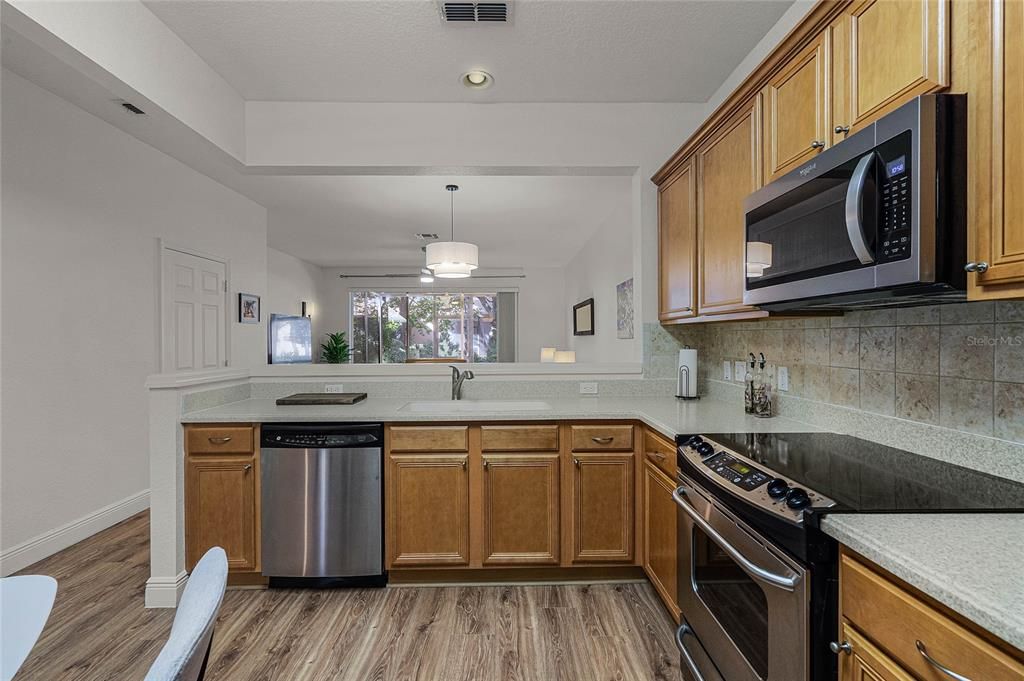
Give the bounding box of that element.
[268,314,312,364]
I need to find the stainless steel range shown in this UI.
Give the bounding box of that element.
[672,432,1024,681]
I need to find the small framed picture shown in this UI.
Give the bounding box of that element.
[573,298,594,336]
[238,293,260,324]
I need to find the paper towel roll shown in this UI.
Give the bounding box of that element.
[677,348,698,399]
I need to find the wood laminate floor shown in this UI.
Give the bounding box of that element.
[15,512,680,680]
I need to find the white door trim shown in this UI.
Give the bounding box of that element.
[157,239,231,372]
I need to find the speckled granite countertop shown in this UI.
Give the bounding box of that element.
[180,396,818,439]
[821,513,1024,650]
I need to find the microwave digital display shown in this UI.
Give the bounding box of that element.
[886,156,907,178]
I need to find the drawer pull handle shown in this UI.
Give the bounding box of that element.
[208,436,232,444]
[829,640,852,655]
[243,464,252,473]
[916,640,972,681]
[591,436,614,444]
[647,451,667,461]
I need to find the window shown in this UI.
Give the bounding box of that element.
[350,291,514,363]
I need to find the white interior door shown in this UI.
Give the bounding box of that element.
[161,248,227,372]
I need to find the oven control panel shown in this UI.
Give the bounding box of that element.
[679,436,836,523]
[879,158,912,262]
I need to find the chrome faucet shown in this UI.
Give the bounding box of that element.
[450,365,475,400]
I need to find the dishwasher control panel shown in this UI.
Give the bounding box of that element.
[267,433,379,448]
[261,424,383,449]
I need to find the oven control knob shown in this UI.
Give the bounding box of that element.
[767,478,790,498]
[696,442,715,457]
[685,435,704,448]
[786,488,811,509]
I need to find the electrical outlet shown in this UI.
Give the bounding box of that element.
[777,366,790,392]
[579,382,598,395]
[734,361,747,382]
[324,384,346,393]
[722,361,732,381]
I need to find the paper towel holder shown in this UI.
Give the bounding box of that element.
[675,346,701,401]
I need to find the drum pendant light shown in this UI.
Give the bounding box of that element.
[426,185,479,278]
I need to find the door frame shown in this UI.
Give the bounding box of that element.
[157,239,232,372]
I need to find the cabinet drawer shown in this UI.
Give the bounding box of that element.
[571,424,634,452]
[186,426,254,454]
[841,554,1024,680]
[481,425,559,452]
[388,425,469,452]
[643,428,676,478]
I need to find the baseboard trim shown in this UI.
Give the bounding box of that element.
[146,571,188,608]
[0,490,150,576]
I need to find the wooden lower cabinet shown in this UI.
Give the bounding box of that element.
[184,423,261,580]
[387,454,470,567]
[839,622,915,681]
[642,460,679,621]
[570,452,635,563]
[481,454,559,566]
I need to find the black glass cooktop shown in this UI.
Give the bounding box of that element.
[696,432,1024,514]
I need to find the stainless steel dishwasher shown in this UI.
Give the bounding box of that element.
[260,423,385,587]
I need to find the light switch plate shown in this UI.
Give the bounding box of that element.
[734,361,747,382]
[723,361,732,381]
[777,366,790,392]
[325,384,346,393]
[579,382,599,395]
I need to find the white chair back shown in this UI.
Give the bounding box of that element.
[144,547,228,681]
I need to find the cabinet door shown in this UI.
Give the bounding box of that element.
[570,453,634,563]
[185,454,257,572]
[659,159,697,321]
[762,33,828,181]
[833,0,949,135]
[387,454,469,567]
[697,99,762,315]
[481,454,559,566]
[968,0,1024,296]
[839,623,916,681]
[643,462,679,621]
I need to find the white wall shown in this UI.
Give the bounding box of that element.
[317,267,566,363]
[266,247,327,352]
[0,70,267,565]
[563,207,636,363]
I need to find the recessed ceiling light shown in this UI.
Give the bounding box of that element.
[461,70,493,89]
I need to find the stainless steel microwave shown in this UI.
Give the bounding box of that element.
[743,94,967,310]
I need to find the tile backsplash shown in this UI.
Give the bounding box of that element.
[695,301,1024,443]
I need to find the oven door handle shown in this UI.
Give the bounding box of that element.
[675,624,708,681]
[673,486,800,591]
[845,152,877,265]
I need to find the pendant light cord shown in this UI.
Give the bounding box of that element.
[451,189,455,241]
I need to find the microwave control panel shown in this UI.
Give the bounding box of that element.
[878,135,913,263]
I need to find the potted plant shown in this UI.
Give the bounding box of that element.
[320,331,351,364]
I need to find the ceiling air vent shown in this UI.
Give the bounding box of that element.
[416,233,440,241]
[441,2,509,23]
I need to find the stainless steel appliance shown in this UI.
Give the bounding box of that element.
[672,432,1024,681]
[743,94,966,310]
[261,423,385,586]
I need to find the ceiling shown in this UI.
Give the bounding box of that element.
[255,174,632,268]
[143,0,793,103]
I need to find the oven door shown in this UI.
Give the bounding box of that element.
[674,478,810,681]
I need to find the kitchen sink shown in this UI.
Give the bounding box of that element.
[398,400,552,413]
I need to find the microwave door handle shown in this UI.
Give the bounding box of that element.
[845,152,877,265]
[673,487,800,591]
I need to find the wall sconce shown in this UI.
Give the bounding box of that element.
[553,350,576,363]
[540,347,557,362]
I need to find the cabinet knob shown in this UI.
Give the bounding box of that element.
[243,463,252,473]
[964,261,989,273]
[461,459,467,470]
[829,640,852,655]
[483,460,489,469]
[573,457,581,467]
[834,125,850,136]
[810,140,826,149]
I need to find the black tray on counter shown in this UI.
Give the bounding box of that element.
[275,393,368,405]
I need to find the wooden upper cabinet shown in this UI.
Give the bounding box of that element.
[697,98,762,316]
[185,453,258,572]
[968,0,1024,297]
[570,452,635,563]
[832,0,949,136]
[387,454,470,567]
[658,158,697,321]
[762,32,828,181]
[481,454,560,566]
